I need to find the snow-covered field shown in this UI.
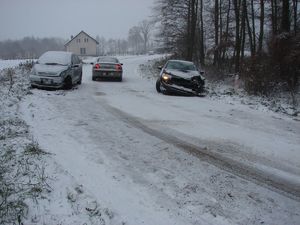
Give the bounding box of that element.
[1,55,300,224]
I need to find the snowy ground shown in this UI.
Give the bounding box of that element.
[1,55,300,224]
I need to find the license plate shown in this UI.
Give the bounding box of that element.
[102,72,114,76]
[41,78,52,84]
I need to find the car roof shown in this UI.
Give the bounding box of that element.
[97,57,119,63]
[41,51,73,57]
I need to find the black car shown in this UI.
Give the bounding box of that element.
[156,60,205,96]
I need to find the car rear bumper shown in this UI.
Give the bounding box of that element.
[92,70,122,79]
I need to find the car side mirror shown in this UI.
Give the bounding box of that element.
[200,71,205,75]
[120,63,123,66]
[158,66,162,70]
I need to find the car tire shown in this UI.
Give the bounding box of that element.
[118,76,123,82]
[92,76,96,81]
[63,76,72,90]
[156,78,161,93]
[77,73,82,84]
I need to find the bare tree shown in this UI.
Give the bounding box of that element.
[186,0,199,61]
[281,0,291,32]
[214,0,219,65]
[258,0,265,55]
[198,0,205,64]
[128,26,143,54]
[233,0,242,72]
[139,20,153,54]
[292,0,298,35]
[270,0,279,34]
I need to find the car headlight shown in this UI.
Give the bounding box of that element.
[162,73,172,81]
[60,71,67,77]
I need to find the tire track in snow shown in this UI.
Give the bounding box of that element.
[99,97,300,201]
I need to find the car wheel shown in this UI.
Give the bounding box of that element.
[92,76,96,81]
[63,76,72,90]
[118,76,123,82]
[156,78,161,93]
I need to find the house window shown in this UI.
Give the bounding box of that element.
[80,48,86,55]
[84,38,88,43]
[77,39,81,43]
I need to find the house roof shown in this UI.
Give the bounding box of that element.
[64,30,99,46]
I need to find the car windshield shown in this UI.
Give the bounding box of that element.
[166,61,197,71]
[38,51,72,66]
[97,57,119,63]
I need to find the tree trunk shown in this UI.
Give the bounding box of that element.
[258,0,265,54]
[292,0,298,35]
[214,0,219,65]
[199,0,205,64]
[281,0,290,33]
[186,0,198,61]
[233,0,241,73]
[244,0,254,56]
[250,0,256,53]
[241,0,247,60]
[271,0,278,34]
[222,0,231,62]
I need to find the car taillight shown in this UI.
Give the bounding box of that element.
[94,64,100,69]
[115,64,122,71]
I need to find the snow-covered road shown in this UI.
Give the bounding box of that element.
[20,55,300,224]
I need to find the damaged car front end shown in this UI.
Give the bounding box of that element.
[156,60,205,96]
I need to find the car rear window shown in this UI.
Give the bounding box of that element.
[97,57,119,63]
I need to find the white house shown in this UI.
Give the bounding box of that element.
[65,31,99,56]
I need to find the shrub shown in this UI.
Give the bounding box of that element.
[242,33,300,98]
[242,55,277,95]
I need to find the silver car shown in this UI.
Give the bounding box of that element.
[92,57,123,81]
[30,51,82,89]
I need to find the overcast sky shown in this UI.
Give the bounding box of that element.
[0,0,156,41]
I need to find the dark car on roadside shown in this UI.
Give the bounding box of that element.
[29,51,82,90]
[156,60,205,96]
[92,57,123,82]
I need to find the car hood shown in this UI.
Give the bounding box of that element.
[33,64,68,76]
[164,69,200,79]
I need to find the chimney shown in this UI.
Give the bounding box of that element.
[71,35,74,40]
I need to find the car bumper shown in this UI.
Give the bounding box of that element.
[92,70,122,79]
[30,74,64,89]
[161,80,202,96]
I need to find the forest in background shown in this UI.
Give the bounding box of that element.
[153,0,299,96]
[0,37,65,59]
